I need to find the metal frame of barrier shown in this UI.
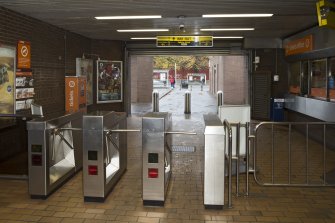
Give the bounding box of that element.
[27,111,83,198]
[142,112,172,206]
[223,119,234,208]
[142,112,196,206]
[203,114,233,209]
[82,111,138,202]
[251,121,335,187]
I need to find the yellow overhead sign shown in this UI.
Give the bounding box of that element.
[156,36,213,47]
[316,0,335,29]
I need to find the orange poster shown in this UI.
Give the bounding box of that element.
[65,76,87,114]
[17,41,31,69]
[285,35,313,56]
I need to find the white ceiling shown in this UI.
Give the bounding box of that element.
[0,0,318,41]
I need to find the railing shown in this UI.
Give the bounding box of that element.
[222,119,233,208]
[252,121,335,187]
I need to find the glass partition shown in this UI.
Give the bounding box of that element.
[330,58,335,101]
[310,59,327,99]
[289,62,300,94]
[301,61,309,96]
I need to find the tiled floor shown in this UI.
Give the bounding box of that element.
[1,87,335,222]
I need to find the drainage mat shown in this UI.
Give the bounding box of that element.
[171,145,195,152]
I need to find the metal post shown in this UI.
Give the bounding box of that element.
[227,123,233,208]
[217,91,223,113]
[245,122,250,196]
[184,91,191,114]
[152,90,159,112]
[236,122,240,196]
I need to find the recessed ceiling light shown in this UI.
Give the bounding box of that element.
[213,36,244,39]
[131,37,157,40]
[117,29,169,32]
[95,15,162,20]
[200,28,254,31]
[202,14,273,18]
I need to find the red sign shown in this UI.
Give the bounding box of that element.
[285,35,313,56]
[17,41,31,69]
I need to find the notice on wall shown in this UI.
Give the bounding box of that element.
[76,58,93,105]
[96,60,123,103]
[0,45,16,114]
[17,41,31,69]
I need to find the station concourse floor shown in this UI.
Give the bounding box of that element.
[1,85,335,223]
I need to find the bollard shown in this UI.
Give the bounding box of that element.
[184,90,191,114]
[152,90,159,112]
[217,91,223,113]
[201,84,203,91]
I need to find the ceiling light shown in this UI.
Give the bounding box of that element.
[95,15,162,20]
[202,14,273,18]
[200,28,254,31]
[213,36,244,39]
[117,29,169,32]
[131,37,157,40]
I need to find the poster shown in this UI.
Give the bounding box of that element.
[96,60,122,103]
[0,45,15,114]
[76,58,93,105]
[17,41,31,69]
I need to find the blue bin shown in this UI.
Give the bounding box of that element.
[270,98,284,121]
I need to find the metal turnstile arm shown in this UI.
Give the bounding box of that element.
[105,129,141,133]
[165,131,197,135]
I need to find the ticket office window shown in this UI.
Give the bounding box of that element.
[330,58,335,101]
[289,62,301,94]
[310,59,327,99]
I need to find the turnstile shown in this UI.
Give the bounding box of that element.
[142,112,172,206]
[27,111,83,198]
[83,111,131,202]
[203,114,226,209]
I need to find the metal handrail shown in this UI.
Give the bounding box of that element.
[226,122,250,197]
[252,121,335,187]
[223,119,233,208]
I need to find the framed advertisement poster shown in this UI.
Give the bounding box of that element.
[97,60,122,103]
[0,45,16,114]
[76,58,93,105]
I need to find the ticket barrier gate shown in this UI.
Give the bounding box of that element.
[203,114,233,209]
[142,112,195,206]
[83,111,139,202]
[27,111,83,198]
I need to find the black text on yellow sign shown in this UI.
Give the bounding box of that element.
[156,36,213,47]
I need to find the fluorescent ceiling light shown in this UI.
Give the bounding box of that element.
[202,14,273,18]
[200,28,254,31]
[117,29,169,32]
[213,36,244,39]
[95,15,162,20]
[131,37,157,40]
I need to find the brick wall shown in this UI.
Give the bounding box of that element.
[209,55,248,105]
[0,6,124,162]
[223,55,248,104]
[130,56,153,103]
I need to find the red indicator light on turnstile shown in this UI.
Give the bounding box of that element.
[148,168,158,178]
[31,154,42,166]
[88,165,98,175]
